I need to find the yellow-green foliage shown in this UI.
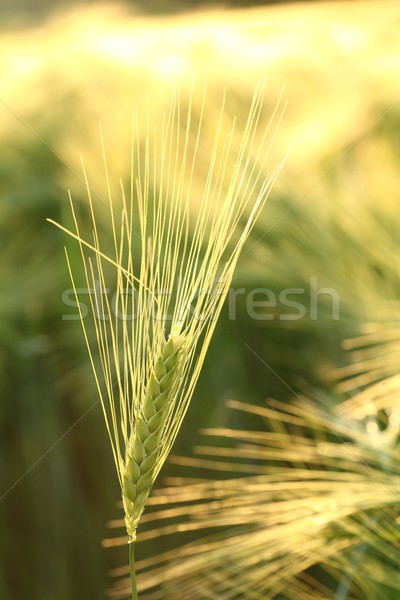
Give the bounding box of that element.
[2,3,400,599]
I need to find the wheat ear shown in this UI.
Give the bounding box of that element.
[123,334,184,541]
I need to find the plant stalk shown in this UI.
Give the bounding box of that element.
[129,541,138,600]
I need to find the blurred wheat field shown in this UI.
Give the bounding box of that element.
[1,1,400,598]
[3,2,400,177]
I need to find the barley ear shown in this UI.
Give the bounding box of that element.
[122,333,184,541]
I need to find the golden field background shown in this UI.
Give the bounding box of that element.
[1,2,400,598]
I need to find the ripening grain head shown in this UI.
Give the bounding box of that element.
[50,81,284,542]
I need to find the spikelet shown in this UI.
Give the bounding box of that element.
[49,81,285,546]
[123,334,184,540]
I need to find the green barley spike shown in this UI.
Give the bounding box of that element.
[123,334,184,540]
[50,82,284,599]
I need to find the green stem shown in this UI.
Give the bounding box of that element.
[129,541,138,600]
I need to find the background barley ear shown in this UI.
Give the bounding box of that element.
[106,368,400,600]
[49,82,284,598]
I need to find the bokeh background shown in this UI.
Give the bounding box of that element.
[1,1,400,598]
